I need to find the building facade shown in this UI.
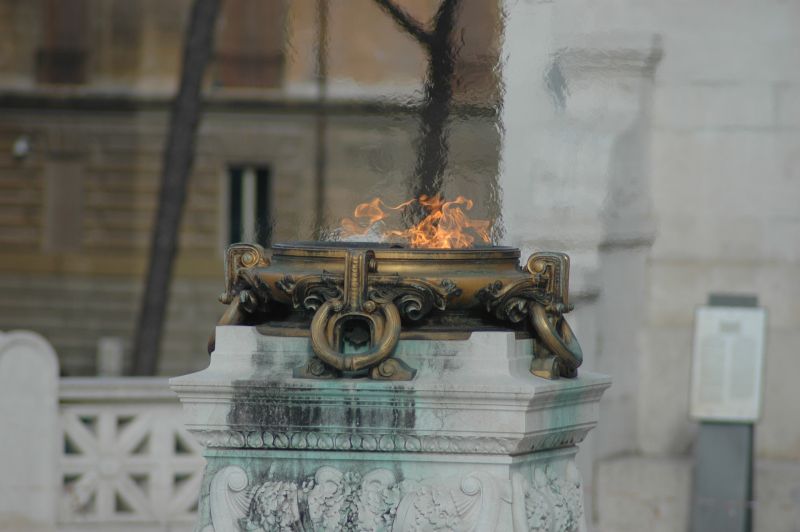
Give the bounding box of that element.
[0,0,501,375]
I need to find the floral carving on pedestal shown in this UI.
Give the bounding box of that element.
[233,467,402,531]
[207,465,518,531]
[243,480,304,530]
[310,468,401,530]
[523,462,583,532]
[206,460,582,531]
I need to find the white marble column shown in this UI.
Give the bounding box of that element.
[499,0,662,516]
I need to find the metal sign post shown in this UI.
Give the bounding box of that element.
[689,294,766,532]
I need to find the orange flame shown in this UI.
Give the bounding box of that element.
[340,194,491,249]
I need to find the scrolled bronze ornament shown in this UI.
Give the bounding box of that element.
[219,243,270,305]
[476,251,582,379]
[524,252,582,378]
[477,279,546,323]
[208,244,271,353]
[210,242,583,380]
[277,273,343,312]
[369,276,461,321]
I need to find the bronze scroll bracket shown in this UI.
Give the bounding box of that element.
[208,243,271,354]
[478,252,583,380]
[526,252,583,379]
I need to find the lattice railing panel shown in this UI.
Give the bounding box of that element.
[58,379,205,528]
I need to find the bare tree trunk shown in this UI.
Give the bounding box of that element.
[131,0,221,375]
[373,0,461,204]
[413,0,459,200]
[313,0,329,239]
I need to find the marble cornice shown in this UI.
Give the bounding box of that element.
[188,424,596,455]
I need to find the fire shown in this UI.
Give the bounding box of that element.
[340,194,491,249]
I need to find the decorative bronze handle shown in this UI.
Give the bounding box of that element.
[309,299,402,372]
[530,302,583,373]
[298,248,413,380]
[477,251,582,379]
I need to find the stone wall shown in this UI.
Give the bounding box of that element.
[634,1,800,529]
[500,0,800,530]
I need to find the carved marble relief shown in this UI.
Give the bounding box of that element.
[202,461,582,532]
[522,461,583,532]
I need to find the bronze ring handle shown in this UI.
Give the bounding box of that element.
[530,302,583,372]
[310,300,401,372]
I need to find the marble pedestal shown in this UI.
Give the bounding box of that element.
[170,326,610,531]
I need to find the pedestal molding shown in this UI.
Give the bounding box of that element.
[187,424,596,455]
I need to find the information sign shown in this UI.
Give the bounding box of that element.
[690,306,766,422]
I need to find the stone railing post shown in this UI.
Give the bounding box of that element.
[0,331,59,532]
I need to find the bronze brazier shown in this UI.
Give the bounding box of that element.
[214,241,583,381]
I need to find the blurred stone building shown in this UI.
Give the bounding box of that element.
[499,1,800,530]
[0,0,501,375]
[1,0,799,531]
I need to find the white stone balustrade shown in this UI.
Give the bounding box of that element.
[58,379,205,532]
[0,330,206,532]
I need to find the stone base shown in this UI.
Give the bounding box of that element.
[171,326,610,532]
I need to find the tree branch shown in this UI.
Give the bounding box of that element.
[373,0,432,47]
[432,0,461,36]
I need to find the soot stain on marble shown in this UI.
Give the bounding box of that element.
[343,391,417,430]
[227,379,417,433]
[227,380,323,428]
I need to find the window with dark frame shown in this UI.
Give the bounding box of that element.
[215,0,287,89]
[36,0,90,85]
[228,165,271,247]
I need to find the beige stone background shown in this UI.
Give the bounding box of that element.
[0,0,798,531]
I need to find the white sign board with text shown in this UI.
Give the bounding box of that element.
[690,306,766,422]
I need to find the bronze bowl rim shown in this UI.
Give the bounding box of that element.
[271,241,521,260]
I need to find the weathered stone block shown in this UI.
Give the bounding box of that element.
[754,458,800,531]
[756,329,800,461]
[638,326,695,456]
[595,455,691,532]
[653,84,775,130]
